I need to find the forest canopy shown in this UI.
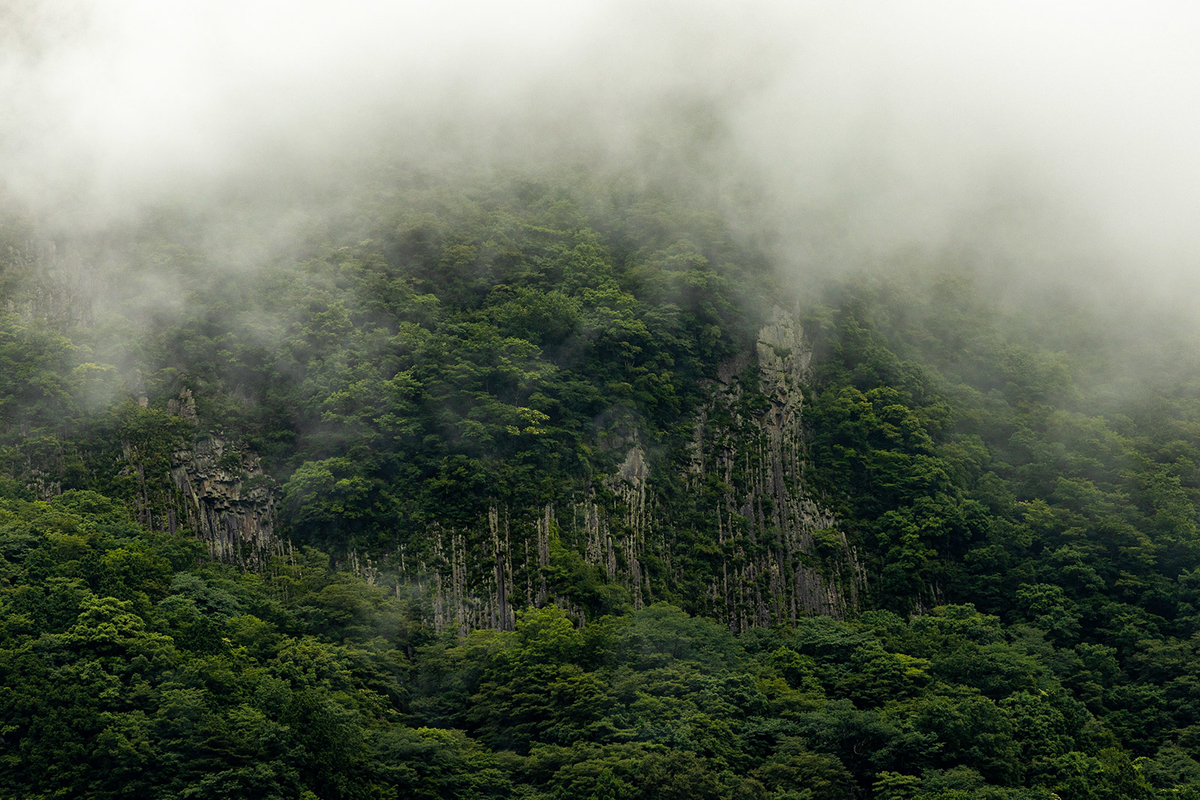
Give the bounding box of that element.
[2,172,1200,798]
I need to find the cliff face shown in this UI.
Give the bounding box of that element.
[169,435,280,567]
[418,309,864,634]
[95,316,861,630]
[110,389,282,568]
[686,308,864,627]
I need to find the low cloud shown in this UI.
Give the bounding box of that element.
[3,1,1199,307]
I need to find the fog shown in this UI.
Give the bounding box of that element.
[4,0,1200,308]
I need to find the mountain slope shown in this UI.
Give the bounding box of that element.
[2,177,1200,796]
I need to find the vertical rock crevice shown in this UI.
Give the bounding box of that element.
[403,308,864,634]
[170,433,281,568]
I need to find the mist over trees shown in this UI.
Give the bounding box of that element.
[3,2,1200,799]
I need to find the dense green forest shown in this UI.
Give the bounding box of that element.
[3,175,1200,798]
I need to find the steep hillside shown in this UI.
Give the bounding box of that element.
[2,178,866,628]
[4,178,1200,797]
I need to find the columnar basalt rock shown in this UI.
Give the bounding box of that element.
[415,307,863,634]
[693,307,863,626]
[170,436,281,567]
[603,445,650,609]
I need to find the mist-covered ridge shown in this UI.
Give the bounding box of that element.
[4,171,1200,795]
[5,3,1200,798]
[5,2,1200,305]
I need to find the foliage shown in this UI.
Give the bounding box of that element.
[3,176,1200,796]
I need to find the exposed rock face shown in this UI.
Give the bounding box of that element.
[417,307,863,635]
[425,503,587,636]
[166,388,198,423]
[756,307,812,406]
[170,436,280,567]
[688,307,863,627]
[600,445,650,609]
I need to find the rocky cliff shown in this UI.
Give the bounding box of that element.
[85,316,861,630]
[416,308,864,633]
[169,434,280,567]
[114,389,282,568]
[686,307,865,627]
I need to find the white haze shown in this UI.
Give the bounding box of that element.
[3,0,1200,306]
